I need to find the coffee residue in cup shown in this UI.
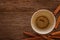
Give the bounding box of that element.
[35,16,49,29]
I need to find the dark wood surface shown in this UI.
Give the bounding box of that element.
[0,0,60,40]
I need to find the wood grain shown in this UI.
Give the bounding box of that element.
[0,0,60,40]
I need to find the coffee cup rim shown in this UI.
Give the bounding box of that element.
[31,9,56,34]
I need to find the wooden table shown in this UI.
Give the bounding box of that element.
[0,0,60,40]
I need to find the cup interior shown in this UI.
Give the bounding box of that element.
[31,9,56,34]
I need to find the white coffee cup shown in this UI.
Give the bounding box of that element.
[31,9,56,34]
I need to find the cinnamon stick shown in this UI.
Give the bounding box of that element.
[23,32,55,40]
[41,35,54,40]
[23,32,36,37]
[51,31,60,35]
[22,37,43,40]
[54,5,60,15]
[49,36,60,38]
[55,16,60,29]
